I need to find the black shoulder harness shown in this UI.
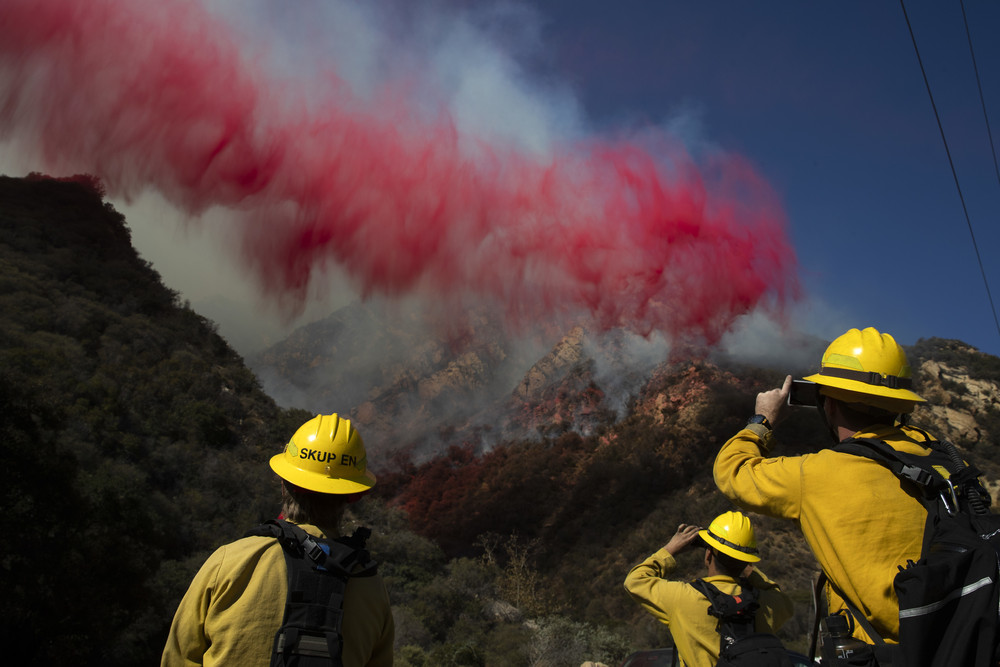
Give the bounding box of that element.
[244,519,378,666]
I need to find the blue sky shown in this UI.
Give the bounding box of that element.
[524,1,1000,356]
[2,0,998,359]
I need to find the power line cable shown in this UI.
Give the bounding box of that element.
[959,0,1000,188]
[898,0,1000,341]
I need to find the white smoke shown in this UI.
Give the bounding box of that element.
[0,0,819,421]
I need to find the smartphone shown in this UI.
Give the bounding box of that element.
[788,379,819,407]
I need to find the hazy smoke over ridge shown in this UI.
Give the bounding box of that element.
[0,0,799,343]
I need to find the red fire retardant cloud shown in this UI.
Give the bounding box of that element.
[0,0,799,343]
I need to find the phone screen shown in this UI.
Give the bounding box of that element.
[788,380,819,407]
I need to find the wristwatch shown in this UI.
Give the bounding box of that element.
[747,414,772,431]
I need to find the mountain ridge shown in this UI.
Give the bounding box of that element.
[5,174,1000,665]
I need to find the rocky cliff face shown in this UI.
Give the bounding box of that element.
[914,355,1000,445]
[513,326,588,400]
[250,310,678,455]
[904,339,1000,500]
[251,302,1000,469]
[249,300,553,455]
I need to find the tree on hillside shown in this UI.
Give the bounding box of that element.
[0,177,305,663]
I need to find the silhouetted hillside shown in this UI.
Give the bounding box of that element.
[0,175,310,664]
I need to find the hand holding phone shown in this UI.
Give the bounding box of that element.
[754,375,792,425]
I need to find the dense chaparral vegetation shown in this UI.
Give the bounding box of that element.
[3,175,999,666]
[0,175,312,663]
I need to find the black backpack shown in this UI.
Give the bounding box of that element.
[690,579,793,667]
[244,519,379,667]
[831,436,1000,667]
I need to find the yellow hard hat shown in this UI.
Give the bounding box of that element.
[804,327,925,413]
[269,414,376,494]
[698,511,760,563]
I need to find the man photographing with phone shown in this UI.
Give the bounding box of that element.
[712,327,943,654]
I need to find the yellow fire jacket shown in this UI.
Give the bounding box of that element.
[161,522,394,667]
[714,422,936,643]
[624,550,793,667]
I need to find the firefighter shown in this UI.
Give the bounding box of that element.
[162,414,394,666]
[624,511,794,667]
[714,327,935,645]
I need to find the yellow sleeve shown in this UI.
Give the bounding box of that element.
[161,549,223,667]
[713,427,804,520]
[745,567,795,632]
[365,579,395,667]
[623,548,685,626]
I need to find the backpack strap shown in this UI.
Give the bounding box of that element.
[332,526,378,578]
[692,579,793,666]
[841,591,886,646]
[834,437,990,515]
[833,438,991,514]
[244,520,379,577]
[818,571,899,666]
[835,438,942,493]
[244,520,379,666]
[691,579,760,642]
[830,437,994,666]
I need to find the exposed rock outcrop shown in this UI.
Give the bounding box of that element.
[913,355,1000,446]
[514,326,587,400]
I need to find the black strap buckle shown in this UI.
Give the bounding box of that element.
[819,366,911,390]
[898,464,933,487]
[301,537,327,566]
[866,371,900,388]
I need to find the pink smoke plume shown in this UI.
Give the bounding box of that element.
[0,0,798,342]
